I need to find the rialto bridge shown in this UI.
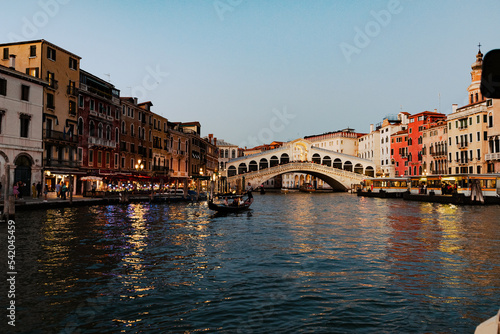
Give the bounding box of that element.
[225,139,375,191]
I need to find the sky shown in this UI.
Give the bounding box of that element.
[2,0,500,148]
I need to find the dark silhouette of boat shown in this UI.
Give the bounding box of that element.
[208,200,252,213]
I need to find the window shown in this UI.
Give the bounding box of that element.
[130,124,134,137]
[78,94,84,108]
[69,101,76,115]
[106,152,110,166]
[77,117,83,135]
[0,78,6,96]
[484,131,488,141]
[21,85,30,101]
[121,156,125,168]
[114,154,119,169]
[78,147,83,162]
[47,93,55,109]
[47,47,56,61]
[477,115,480,124]
[26,67,39,78]
[2,48,8,60]
[469,133,473,143]
[122,105,126,115]
[69,57,77,70]
[115,108,120,120]
[47,71,56,89]
[469,117,472,126]
[20,114,30,137]
[89,121,95,137]
[97,151,102,166]
[106,125,111,140]
[98,123,103,138]
[0,111,4,134]
[89,149,94,166]
[477,132,480,141]
[477,149,481,160]
[30,45,36,57]
[90,99,95,111]
[489,114,493,128]
[484,115,487,123]
[115,128,119,142]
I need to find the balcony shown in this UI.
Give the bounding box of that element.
[458,142,468,149]
[43,129,78,143]
[152,166,170,172]
[67,85,77,96]
[486,152,500,161]
[88,137,116,148]
[43,158,81,168]
[47,78,58,91]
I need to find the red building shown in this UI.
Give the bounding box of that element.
[77,70,121,194]
[391,129,409,177]
[406,111,446,176]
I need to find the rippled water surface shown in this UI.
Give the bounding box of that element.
[3,193,500,333]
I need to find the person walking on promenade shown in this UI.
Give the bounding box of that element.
[56,182,61,198]
[32,183,37,198]
[13,183,19,200]
[43,184,48,202]
[36,182,42,198]
[61,183,68,200]
[91,183,96,197]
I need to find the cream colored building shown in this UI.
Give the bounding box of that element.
[485,99,500,172]
[0,64,45,197]
[421,120,448,175]
[447,50,489,174]
[0,40,81,192]
[358,125,380,175]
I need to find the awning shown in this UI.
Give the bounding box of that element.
[80,176,103,181]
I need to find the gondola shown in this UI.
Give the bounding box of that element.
[208,200,252,213]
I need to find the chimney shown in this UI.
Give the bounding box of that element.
[134,97,138,105]
[214,137,217,146]
[452,104,458,113]
[434,108,437,113]
[9,54,16,70]
[370,124,374,132]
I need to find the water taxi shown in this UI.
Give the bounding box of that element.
[299,183,315,193]
[405,174,500,204]
[357,177,409,198]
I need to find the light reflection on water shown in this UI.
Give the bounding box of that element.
[5,193,500,333]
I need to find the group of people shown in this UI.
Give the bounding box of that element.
[55,181,69,200]
[222,182,255,207]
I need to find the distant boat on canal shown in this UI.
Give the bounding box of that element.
[299,183,315,193]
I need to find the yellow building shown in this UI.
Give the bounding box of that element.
[0,39,81,190]
[447,49,489,174]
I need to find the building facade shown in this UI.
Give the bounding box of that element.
[421,120,448,175]
[0,64,45,197]
[77,70,120,194]
[0,40,82,192]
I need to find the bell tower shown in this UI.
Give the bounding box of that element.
[467,44,484,104]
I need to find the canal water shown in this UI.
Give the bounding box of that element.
[3,193,500,333]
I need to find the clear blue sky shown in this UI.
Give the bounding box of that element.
[3,0,500,148]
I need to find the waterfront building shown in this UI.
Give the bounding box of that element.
[148,103,171,184]
[407,110,446,176]
[119,97,152,179]
[217,139,240,171]
[378,112,409,177]
[447,49,489,174]
[421,120,448,175]
[0,40,81,192]
[77,70,120,194]
[358,124,380,176]
[0,63,45,197]
[391,129,409,177]
[166,122,189,189]
[305,128,363,156]
[204,133,219,179]
[486,99,500,172]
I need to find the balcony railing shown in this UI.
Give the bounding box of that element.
[43,129,79,143]
[47,78,58,90]
[43,158,81,168]
[486,152,500,161]
[67,85,77,96]
[88,137,116,148]
[458,142,468,148]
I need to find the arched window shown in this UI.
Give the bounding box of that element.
[106,125,111,140]
[89,121,95,137]
[121,121,126,134]
[77,117,84,135]
[130,124,134,137]
[98,123,103,138]
[115,128,119,142]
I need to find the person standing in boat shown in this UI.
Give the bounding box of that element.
[246,182,254,204]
